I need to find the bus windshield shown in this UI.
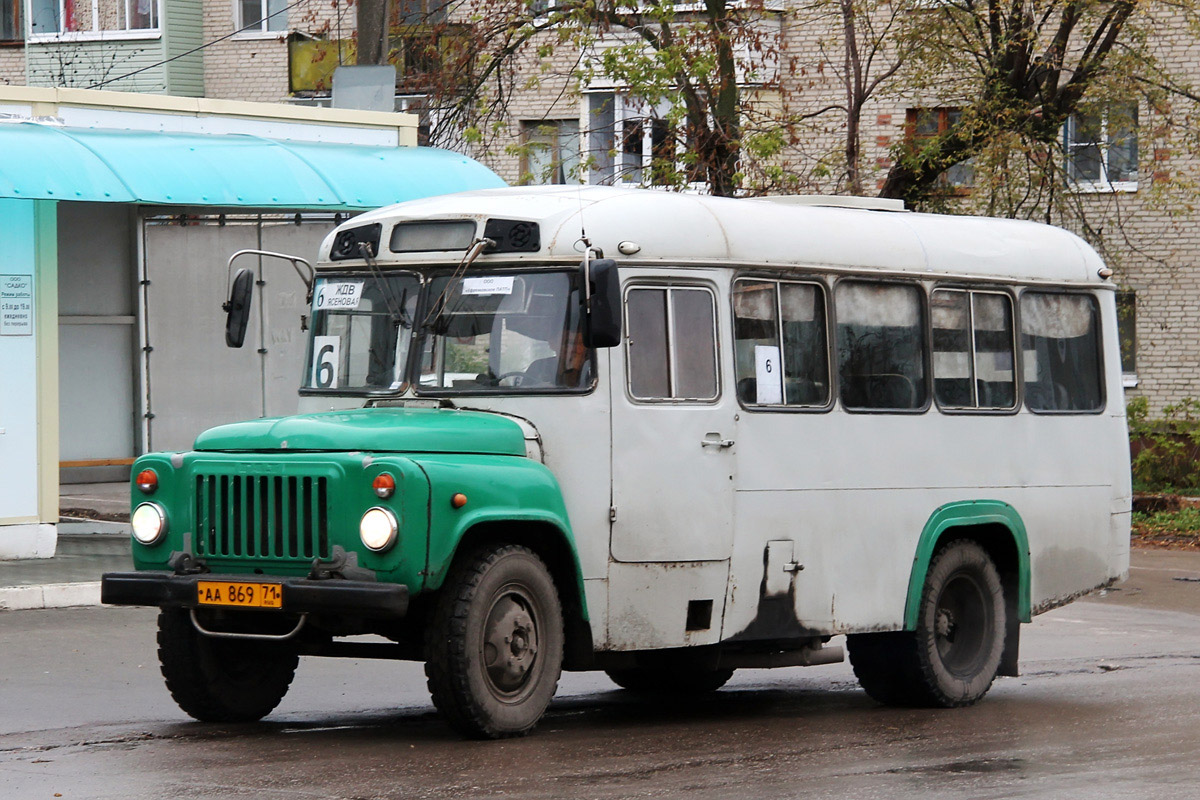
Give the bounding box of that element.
[303,274,419,393]
[415,270,592,393]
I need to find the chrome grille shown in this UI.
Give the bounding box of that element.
[195,474,330,560]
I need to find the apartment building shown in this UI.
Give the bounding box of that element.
[1,0,1197,411]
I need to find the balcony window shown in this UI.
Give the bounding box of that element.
[585,91,702,187]
[28,0,158,36]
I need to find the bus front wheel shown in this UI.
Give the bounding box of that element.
[156,608,299,722]
[848,540,1005,707]
[425,544,565,739]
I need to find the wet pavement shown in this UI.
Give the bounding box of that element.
[0,548,1198,798]
[3,487,1200,797]
[1,597,1199,799]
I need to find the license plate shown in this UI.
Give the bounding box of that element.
[196,580,283,609]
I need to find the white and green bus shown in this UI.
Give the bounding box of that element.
[103,186,1131,738]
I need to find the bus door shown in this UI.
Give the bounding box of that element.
[606,282,736,647]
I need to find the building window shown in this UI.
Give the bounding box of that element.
[1065,104,1138,190]
[1117,291,1137,386]
[905,107,974,191]
[238,0,287,33]
[2,0,21,40]
[28,0,158,34]
[519,120,581,185]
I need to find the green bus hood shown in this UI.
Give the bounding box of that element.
[193,408,528,456]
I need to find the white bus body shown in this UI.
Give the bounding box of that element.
[299,185,1129,724]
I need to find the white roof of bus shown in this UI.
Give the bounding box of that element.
[340,185,1107,285]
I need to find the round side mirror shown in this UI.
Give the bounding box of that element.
[224,268,254,348]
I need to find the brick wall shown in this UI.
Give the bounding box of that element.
[475,32,581,185]
[200,0,289,102]
[200,0,350,102]
[189,0,1200,411]
[0,46,23,85]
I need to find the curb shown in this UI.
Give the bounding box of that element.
[0,582,102,611]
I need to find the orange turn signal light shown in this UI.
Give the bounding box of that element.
[451,493,468,509]
[135,469,158,494]
[373,473,396,499]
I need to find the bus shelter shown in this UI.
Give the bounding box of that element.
[0,88,504,559]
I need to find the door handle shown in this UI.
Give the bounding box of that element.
[701,434,735,449]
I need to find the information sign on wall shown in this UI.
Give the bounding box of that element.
[0,274,33,336]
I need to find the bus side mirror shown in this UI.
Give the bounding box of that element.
[583,258,621,348]
[223,268,254,348]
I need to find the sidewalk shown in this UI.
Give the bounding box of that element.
[3,485,1200,615]
[0,482,132,611]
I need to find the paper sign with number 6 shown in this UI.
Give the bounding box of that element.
[312,335,340,389]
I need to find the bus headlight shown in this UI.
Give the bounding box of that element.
[131,503,168,545]
[360,507,398,552]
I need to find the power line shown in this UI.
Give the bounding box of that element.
[87,0,316,91]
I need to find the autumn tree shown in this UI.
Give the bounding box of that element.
[878,0,1199,209]
[414,0,790,196]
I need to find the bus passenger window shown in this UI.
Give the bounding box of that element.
[932,289,1016,410]
[733,279,829,407]
[1020,292,1103,412]
[626,286,719,401]
[835,281,927,411]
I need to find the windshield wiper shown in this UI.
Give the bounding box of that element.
[358,242,410,328]
[419,236,495,330]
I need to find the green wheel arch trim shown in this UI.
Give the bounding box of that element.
[904,500,1032,630]
[438,508,589,624]
[414,455,589,622]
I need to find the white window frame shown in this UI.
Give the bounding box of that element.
[584,91,704,190]
[233,0,288,38]
[1064,105,1139,194]
[25,0,161,42]
[519,119,582,186]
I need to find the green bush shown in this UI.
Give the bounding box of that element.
[1128,397,1200,493]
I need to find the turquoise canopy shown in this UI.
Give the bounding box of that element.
[0,123,505,209]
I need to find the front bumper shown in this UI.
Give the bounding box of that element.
[101,572,409,618]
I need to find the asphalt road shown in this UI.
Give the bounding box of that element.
[2,551,1199,799]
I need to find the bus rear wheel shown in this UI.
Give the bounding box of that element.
[156,608,299,722]
[425,544,564,739]
[847,540,1005,708]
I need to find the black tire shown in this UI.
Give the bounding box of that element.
[605,666,734,695]
[847,540,1005,708]
[425,544,564,739]
[157,608,299,723]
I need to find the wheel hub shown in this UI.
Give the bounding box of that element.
[934,572,989,676]
[483,594,539,695]
[936,608,956,641]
